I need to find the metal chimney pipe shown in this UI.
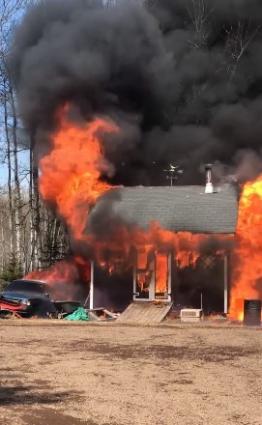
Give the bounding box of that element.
[205,163,214,194]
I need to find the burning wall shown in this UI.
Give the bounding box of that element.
[230,176,262,320]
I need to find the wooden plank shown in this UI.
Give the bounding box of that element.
[118,302,172,324]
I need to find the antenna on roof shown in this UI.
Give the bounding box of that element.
[163,163,183,186]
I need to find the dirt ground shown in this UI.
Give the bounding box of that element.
[0,320,261,425]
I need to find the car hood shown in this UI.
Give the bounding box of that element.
[0,291,49,302]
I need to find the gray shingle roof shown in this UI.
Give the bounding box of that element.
[91,184,239,234]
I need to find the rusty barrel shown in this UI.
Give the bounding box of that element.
[243,300,261,326]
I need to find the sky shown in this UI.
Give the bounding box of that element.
[0,146,30,188]
[0,164,8,185]
[0,122,8,186]
[0,1,31,188]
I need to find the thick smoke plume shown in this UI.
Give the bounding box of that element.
[11,0,262,185]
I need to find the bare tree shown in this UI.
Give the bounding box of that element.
[0,0,33,277]
[225,20,261,80]
[186,0,213,49]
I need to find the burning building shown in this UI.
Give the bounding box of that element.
[9,0,262,321]
[88,176,239,313]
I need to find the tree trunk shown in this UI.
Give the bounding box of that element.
[9,85,23,269]
[3,77,16,257]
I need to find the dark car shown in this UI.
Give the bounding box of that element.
[0,279,57,317]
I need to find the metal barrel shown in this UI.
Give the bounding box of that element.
[243,300,261,326]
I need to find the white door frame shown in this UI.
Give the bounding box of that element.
[133,256,155,302]
[133,251,172,302]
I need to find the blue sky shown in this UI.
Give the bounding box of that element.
[0,2,31,187]
[0,163,8,184]
[0,126,8,185]
[0,149,30,187]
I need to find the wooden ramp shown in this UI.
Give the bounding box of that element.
[118,301,172,324]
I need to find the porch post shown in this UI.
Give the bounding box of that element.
[168,252,172,302]
[90,260,94,309]
[224,254,228,314]
[133,251,137,301]
[150,253,156,301]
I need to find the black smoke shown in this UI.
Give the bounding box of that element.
[10,0,262,185]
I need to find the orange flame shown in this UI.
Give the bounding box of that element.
[27,260,79,284]
[26,258,90,300]
[27,106,237,306]
[137,247,152,270]
[155,253,168,294]
[230,175,262,320]
[39,109,118,242]
[26,108,118,289]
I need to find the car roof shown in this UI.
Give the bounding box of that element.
[12,279,47,285]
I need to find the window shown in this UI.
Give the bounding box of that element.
[6,281,46,294]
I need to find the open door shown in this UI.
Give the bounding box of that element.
[133,250,155,301]
[133,251,171,302]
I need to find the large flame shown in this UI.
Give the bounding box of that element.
[25,109,118,295]
[39,110,118,242]
[27,109,228,298]
[230,175,262,320]
[36,108,223,273]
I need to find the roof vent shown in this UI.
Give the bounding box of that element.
[205,163,214,194]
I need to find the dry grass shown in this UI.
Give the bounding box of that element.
[0,320,261,425]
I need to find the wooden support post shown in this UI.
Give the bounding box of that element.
[224,254,228,314]
[150,253,156,301]
[90,260,94,310]
[133,251,137,301]
[167,252,172,302]
[133,264,137,301]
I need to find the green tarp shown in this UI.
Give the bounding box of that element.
[65,307,89,321]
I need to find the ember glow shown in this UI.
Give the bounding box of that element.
[230,175,262,321]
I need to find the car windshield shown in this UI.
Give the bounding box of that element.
[6,280,46,294]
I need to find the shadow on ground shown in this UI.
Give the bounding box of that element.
[22,408,97,425]
[67,341,259,363]
[0,384,82,406]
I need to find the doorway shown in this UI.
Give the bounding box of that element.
[133,251,171,302]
